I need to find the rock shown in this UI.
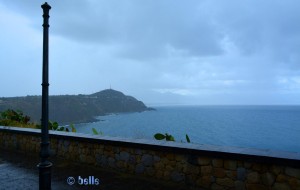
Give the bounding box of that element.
[86,155,94,164]
[247,172,261,184]
[163,171,171,180]
[95,154,105,164]
[166,153,175,160]
[201,165,213,175]
[271,165,283,175]
[186,174,197,185]
[156,171,163,178]
[288,178,300,190]
[145,167,155,176]
[237,167,246,181]
[213,168,226,178]
[128,156,136,164]
[252,163,262,171]
[216,178,235,187]
[277,174,288,183]
[235,181,245,190]
[154,162,164,170]
[146,107,156,111]
[244,162,252,169]
[171,171,185,182]
[141,154,154,166]
[135,163,145,174]
[175,155,186,162]
[272,182,291,190]
[262,172,275,186]
[153,155,160,162]
[63,140,70,147]
[79,154,86,162]
[116,161,125,169]
[212,159,223,168]
[197,157,211,166]
[135,149,143,155]
[166,165,174,171]
[119,151,130,161]
[197,175,212,189]
[285,167,300,179]
[211,183,223,190]
[237,160,244,167]
[246,184,267,190]
[224,160,237,170]
[108,157,115,168]
[169,161,176,167]
[183,163,199,175]
[176,162,184,171]
[225,170,237,179]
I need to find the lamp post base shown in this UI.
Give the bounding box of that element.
[37,161,52,190]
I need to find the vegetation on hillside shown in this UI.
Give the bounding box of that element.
[0,89,152,124]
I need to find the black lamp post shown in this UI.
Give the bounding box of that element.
[37,2,52,190]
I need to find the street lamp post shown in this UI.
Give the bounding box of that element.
[37,2,52,190]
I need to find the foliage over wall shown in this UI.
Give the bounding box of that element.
[0,109,37,128]
[0,109,73,132]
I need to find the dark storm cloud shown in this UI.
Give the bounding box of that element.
[1,0,300,104]
[1,0,225,61]
[49,0,224,59]
[3,0,300,62]
[207,0,300,66]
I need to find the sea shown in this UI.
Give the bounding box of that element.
[74,105,300,153]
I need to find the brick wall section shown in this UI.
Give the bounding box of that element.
[0,126,300,190]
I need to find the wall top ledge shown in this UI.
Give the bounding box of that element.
[1,126,300,167]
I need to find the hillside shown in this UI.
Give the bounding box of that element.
[0,89,152,124]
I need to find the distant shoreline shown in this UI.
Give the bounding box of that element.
[63,108,156,126]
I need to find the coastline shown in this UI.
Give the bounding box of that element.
[61,108,156,126]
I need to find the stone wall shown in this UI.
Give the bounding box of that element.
[0,126,299,190]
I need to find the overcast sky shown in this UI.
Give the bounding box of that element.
[0,0,300,105]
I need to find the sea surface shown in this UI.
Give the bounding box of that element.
[74,105,300,153]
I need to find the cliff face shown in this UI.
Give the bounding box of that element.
[0,89,149,124]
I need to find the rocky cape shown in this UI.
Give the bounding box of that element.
[0,89,154,124]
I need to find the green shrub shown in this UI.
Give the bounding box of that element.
[154,133,175,141]
[0,109,36,128]
[0,109,76,133]
[92,128,103,135]
[154,133,191,143]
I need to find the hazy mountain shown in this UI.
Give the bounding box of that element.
[0,89,152,124]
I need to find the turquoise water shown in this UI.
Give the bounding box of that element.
[74,105,300,152]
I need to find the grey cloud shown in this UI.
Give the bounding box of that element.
[208,0,300,65]
[51,0,224,59]
[1,0,300,105]
[0,0,225,60]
